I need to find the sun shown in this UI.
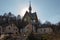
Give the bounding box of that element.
[20,7,28,17]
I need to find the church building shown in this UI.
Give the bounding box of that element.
[22,2,39,32]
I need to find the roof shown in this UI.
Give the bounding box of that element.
[22,11,37,21]
[24,12,37,20]
[38,24,52,28]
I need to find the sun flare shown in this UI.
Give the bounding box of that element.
[20,7,28,17]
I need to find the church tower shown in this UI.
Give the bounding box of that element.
[29,1,32,13]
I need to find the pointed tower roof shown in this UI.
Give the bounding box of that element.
[29,1,32,13]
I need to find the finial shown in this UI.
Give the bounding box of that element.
[29,1,32,13]
[29,1,31,6]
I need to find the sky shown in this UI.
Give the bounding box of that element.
[0,0,60,24]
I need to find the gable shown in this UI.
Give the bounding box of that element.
[22,11,31,22]
[30,12,37,20]
[30,12,38,23]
